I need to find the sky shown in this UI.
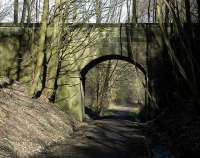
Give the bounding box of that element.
[0,0,56,22]
[0,0,131,23]
[2,0,197,23]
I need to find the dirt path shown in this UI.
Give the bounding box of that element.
[37,119,151,158]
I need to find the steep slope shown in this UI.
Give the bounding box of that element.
[0,78,78,158]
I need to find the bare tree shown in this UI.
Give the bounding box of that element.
[132,0,137,23]
[196,0,200,22]
[184,0,191,23]
[30,0,49,96]
[21,0,32,23]
[14,0,19,23]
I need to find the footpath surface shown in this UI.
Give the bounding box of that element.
[37,119,151,158]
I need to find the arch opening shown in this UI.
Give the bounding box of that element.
[80,55,148,120]
[80,55,146,79]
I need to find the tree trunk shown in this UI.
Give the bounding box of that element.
[48,60,61,103]
[197,0,200,23]
[184,0,191,23]
[147,0,151,23]
[165,0,169,23]
[30,0,49,96]
[72,0,77,22]
[132,0,137,23]
[36,0,40,22]
[95,0,102,109]
[153,0,157,22]
[21,0,27,23]
[27,0,31,23]
[14,0,19,23]
[21,0,31,23]
[95,0,101,23]
[44,0,61,99]
[99,60,112,115]
[156,0,162,22]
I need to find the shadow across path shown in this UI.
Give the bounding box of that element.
[36,119,151,158]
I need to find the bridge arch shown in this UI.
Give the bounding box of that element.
[80,55,146,79]
[79,54,148,118]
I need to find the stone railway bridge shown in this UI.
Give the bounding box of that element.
[0,23,169,121]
